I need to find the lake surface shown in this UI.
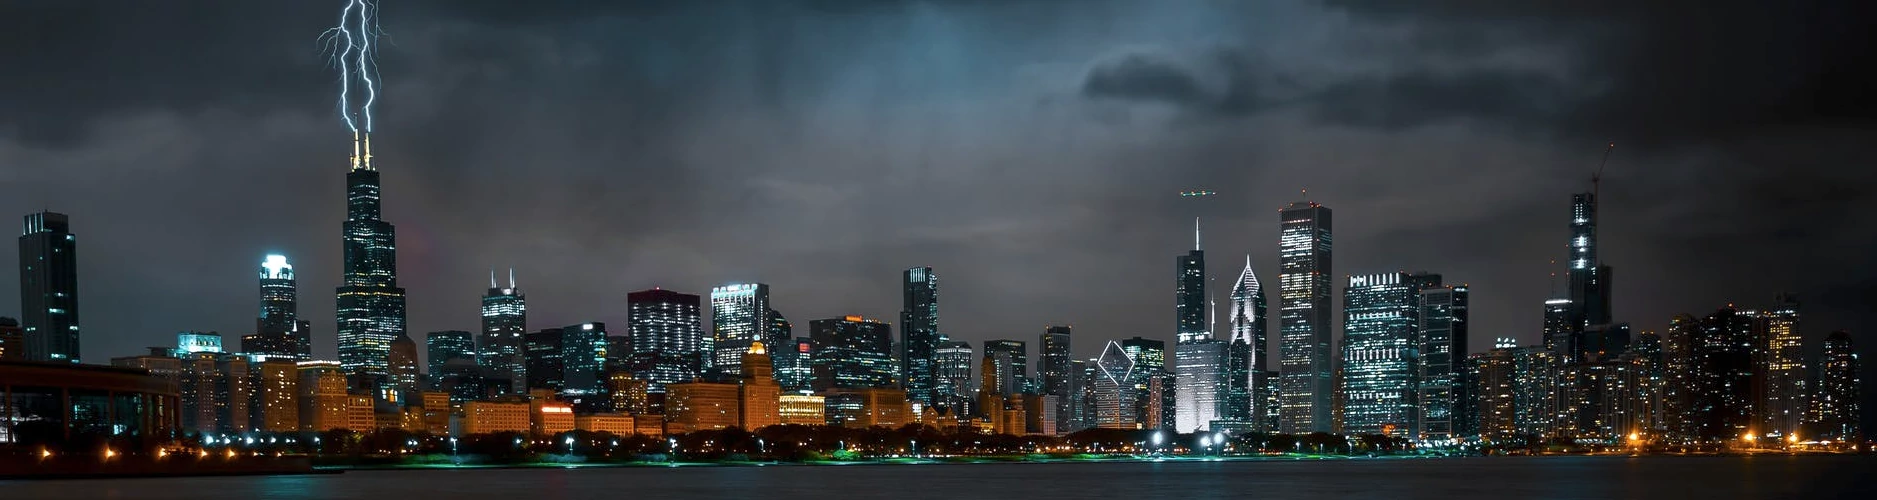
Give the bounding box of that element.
[4,455,1875,499]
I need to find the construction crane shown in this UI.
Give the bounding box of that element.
[1592,142,1615,199]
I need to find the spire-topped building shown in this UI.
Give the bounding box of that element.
[335,131,407,388]
[1173,217,1222,432]
[482,268,527,395]
[1223,255,1269,430]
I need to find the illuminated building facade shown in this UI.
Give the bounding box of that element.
[252,359,300,432]
[710,283,770,379]
[1120,336,1170,429]
[480,275,527,395]
[1341,272,1438,436]
[739,342,781,430]
[1221,257,1267,430]
[665,381,741,433]
[627,288,704,391]
[530,399,575,436]
[463,400,530,435]
[1475,340,1519,442]
[335,137,407,386]
[19,211,81,363]
[177,331,224,355]
[1661,314,1699,440]
[1417,285,1469,441]
[1565,193,1614,363]
[1173,339,1224,433]
[935,340,974,410]
[1513,347,1563,439]
[575,413,634,435]
[249,254,311,359]
[1542,298,1572,354]
[1758,296,1804,439]
[779,394,827,425]
[900,267,942,410]
[776,336,815,393]
[809,316,895,391]
[822,387,911,428]
[606,372,651,414]
[178,352,251,434]
[1812,330,1860,441]
[297,361,350,432]
[1278,201,1333,433]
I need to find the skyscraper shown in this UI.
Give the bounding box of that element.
[1341,272,1439,436]
[335,135,408,386]
[1120,336,1170,429]
[19,211,80,363]
[525,328,565,392]
[1174,338,1225,433]
[424,330,477,389]
[561,322,609,396]
[900,267,941,411]
[1094,340,1139,429]
[1542,298,1572,354]
[1176,219,1208,343]
[1278,201,1333,433]
[1690,306,1757,442]
[480,271,527,395]
[1565,193,1614,362]
[711,283,770,379]
[1812,330,1860,441]
[1040,326,1073,427]
[766,308,792,374]
[1417,284,1469,441]
[1661,313,1700,441]
[254,254,310,359]
[1758,295,1804,439]
[627,288,704,392]
[1224,256,1268,429]
[776,336,815,393]
[809,316,895,391]
[935,340,974,411]
[983,340,1028,396]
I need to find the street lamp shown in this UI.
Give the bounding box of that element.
[565,436,576,454]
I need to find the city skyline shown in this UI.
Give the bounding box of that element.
[2,1,1874,382]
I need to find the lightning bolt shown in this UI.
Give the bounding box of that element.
[319,0,382,133]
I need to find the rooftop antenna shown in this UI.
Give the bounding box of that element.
[489,268,497,288]
[508,267,516,289]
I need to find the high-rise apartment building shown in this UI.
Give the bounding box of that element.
[562,322,609,396]
[1758,295,1805,440]
[1812,330,1860,441]
[1278,201,1333,433]
[19,211,80,363]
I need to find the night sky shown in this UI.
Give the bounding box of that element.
[2,0,1873,378]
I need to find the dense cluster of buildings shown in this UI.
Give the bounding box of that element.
[0,132,1864,450]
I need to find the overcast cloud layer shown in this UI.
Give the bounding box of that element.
[3,0,1874,393]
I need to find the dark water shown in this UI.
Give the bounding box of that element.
[4,456,1876,499]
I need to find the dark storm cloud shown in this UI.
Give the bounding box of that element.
[1,0,1873,424]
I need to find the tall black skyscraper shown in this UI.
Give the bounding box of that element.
[1565,192,1614,362]
[983,339,1028,396]
[335,134,407,385]
[627,288,704,392]
[481,270,527,395]
[1417,284,1469,441]
[1041,325,1073,427]
[19,211,79,363]
[1176,219,1208,344]
[900,267,941,409]
[1278,201,1333,433]
[809,316,896,391]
